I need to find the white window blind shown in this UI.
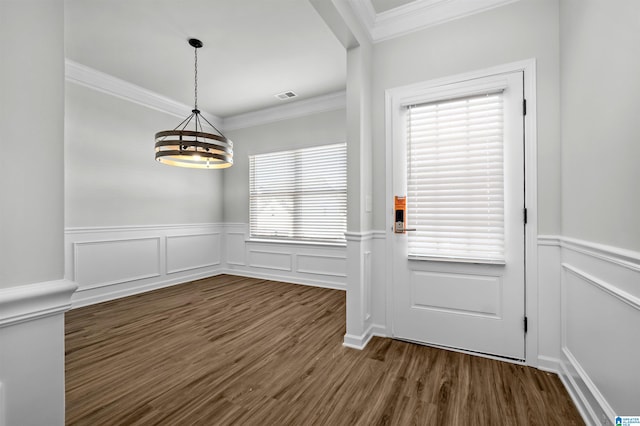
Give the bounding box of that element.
[406,92,505,262]
[249,143,347,242]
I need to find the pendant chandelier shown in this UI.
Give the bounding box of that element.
[155,38,233,169]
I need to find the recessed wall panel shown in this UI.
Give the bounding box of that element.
[410,270,502,317]
[166,233,221,274]
[74,238,160,289]
[296,254,347,277]
[248,250,291,271]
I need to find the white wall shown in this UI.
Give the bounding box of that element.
[555,0,640,422]
[0,0,66,288]
[371,0,561,234]
[223,108,347,223]
[65,83,224,227]
[560,0,640,252]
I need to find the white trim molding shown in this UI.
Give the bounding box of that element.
[65,59,346,133]
[0,280,73,426]
[563,263,640,310]
[223,223,347,291]
[347,0,521,43]
[65,223,224,307]
[66,222,347,307]
[538,234,640,425]
[343,228,376,348]
[344,324,375,350]
[0,279,77,328]
[222,91,346,131]
[539,234,640,270]
[65,59,223,129]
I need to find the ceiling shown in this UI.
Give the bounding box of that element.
[65,0,519,119]
[65,0,347,118]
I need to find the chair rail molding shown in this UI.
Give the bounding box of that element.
[0,279,78,328]
[0,279,76,426]
[537,234,640,425]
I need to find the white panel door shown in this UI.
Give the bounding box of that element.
[392,71,525,360]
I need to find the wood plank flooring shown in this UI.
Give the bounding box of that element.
[65,274,584,425]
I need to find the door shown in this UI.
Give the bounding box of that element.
[392,71,525,360]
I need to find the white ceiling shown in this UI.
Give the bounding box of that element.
[65,0,519,119]
[65,0,347,118]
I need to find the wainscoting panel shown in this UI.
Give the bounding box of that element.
[248,250,292,271]
[74,237,161,289]
[296,254,347,277]
[166,233,221,274]
[226,231,247,266]
[66,224,224,307]
[222,223,347,290]
[538,235,640,426]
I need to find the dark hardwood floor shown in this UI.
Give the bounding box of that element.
[65,274,584,425]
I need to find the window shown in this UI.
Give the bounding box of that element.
[249,143,347,243]
[406,91,505,262]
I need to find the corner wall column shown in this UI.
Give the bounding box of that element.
[0,1,76,424]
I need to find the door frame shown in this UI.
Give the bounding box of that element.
[384,59,539,366]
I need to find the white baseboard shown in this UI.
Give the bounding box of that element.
[370,323,389,338]
[66,224,224,308]
[65,223,347,308]
[536,355,561,374]
[343,323,388,350]
[71,268,222,308]
[535,355,599,426]
[223,223,346,291]
[562,347,617,426]
[220,268,345,291]
[343,330,374,350]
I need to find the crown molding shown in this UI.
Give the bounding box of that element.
[65,59,344,132]
[65,59,224,130]
[222,91,346,131]
[348,0,521,43]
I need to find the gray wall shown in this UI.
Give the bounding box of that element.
[560,0,640,251]
[223,109,347,223]
[371,0,561,234]
[0,0,65,288]
[65,83,224,227]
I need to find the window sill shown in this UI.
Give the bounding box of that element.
[407,255,506,265]
[247,238,346,248]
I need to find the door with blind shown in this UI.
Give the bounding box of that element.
[392,71,525,360]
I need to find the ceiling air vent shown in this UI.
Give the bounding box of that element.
[275,91,297,100]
